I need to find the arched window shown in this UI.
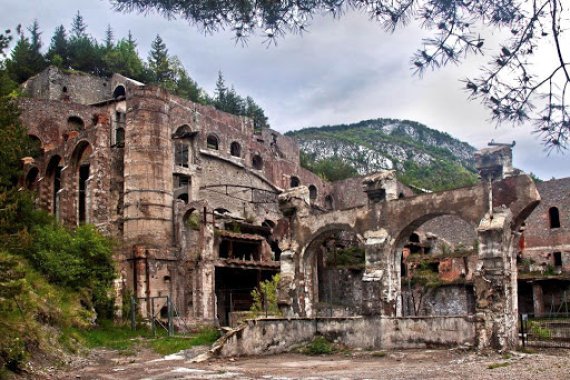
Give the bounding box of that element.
[207,134,219,150]
[252,154,263,170]
[549,207,561,228]
[290,176,300,188]
[230,141,241,157]
[309,185,317,201]
[113,85,126,99]
[67,116,84,131]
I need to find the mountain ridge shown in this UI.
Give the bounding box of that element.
[286,118,479,191]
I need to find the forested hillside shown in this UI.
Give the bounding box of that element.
[287,118,479,191]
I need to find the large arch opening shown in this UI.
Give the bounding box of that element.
[46,155,63,216]
[302,226,365,317]
[393,214,478,317]
[71,142,92,224]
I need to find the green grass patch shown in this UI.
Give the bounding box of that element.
[371,351,386,358]
[75,321,152,351]
[72,322,220,356]
[150,328,220,355]
[487,362,510,369]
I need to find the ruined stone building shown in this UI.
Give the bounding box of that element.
[18,67,569,351]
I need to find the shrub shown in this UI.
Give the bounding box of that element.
[250,274,281,317]
[29,224,116,318]
[301,336,334,355]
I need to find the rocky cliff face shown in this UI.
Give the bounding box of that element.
[286,118,478,191]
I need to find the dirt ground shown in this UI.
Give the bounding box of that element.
[35,347,570,380]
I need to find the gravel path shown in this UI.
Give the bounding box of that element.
[38,347,570,379]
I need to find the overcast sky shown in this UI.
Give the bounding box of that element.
[2,0,568,179]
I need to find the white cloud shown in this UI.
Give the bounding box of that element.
[1,0,567,179]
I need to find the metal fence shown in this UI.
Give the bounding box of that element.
[520,312,570,348]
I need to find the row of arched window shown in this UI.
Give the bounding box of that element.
[174,128,265,171]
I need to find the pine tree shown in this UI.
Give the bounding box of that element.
[104,25,114,51]
[5,22,47,83]
[147,34,172,83]
[67,12,103,74]
[104,36,146,81]
[46,25,69,68]
[27,20,47,74]
[245,96,269,130]
[214,71,227,110]
[70,11,87,39]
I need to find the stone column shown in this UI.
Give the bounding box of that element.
[474,209,518,350]
[362,229,394,316]
[532,282,544,317]
[277,249,297,317]
[277,186,310,317]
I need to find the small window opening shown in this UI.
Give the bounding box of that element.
[62,86,68,93]
[554,252,562,267]
[290,176,300,188]
[116,128,125,147]
[252,155,263,170]
[219,239,261,261]
[325,195,334,210]
[309,185,317,201]
[160,305,168,319]
[398,192,405,199]
[549,207,561,228]
[230,141,241,157]
[207,135,219,150]
[113,85,126,99]
[67,116,84,131]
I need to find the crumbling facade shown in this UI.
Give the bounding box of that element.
[20,67,565,352]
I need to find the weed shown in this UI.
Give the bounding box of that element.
[371,351,386,358]
[487,362,510,369]
[300,336,334,355]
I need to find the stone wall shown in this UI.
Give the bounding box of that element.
[218,316,476,357]
[22,66,111,105]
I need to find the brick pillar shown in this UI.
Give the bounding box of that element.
[474,209,518,350]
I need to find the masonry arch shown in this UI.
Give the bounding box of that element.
[301,224,365,317]
[71,141,93,224]
[392,212,478,317]
[113,84,126,99]
[67,116,85,131]
[46,155,63,216]
[206,134,219,150]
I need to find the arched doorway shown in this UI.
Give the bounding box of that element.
[393,214,477,317]
[302,226,365,317]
